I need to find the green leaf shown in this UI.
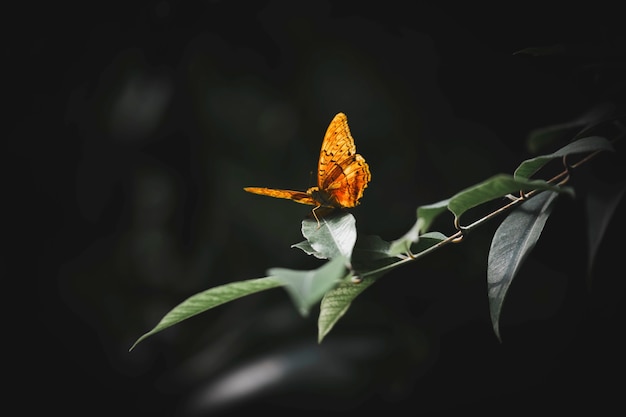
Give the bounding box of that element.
[408,231,447,255]
[351,236,398,275]
[514,136,613,180]
[270,256,349,317]
[523,104,615,153]
[417,199,450,233]
[350,234,398,272]
[291,239,317,256]
[585,179,626,279]
[487,191,559,341]
[513,44,569,56]
[130,276,283,351]
[318,275,377,343]
[298,211,357,260]
[317,230,448,342]
[353,234,392,260]
[387,217,423,256]
[386,199,450,257]
[448,174,572,225]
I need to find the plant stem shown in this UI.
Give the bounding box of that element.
[358,137,619,281]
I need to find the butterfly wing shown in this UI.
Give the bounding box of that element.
[244,113,370,212]
[317,113,371,208]
[243,187,318,206]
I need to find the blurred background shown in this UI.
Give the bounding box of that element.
[12,1,625,416]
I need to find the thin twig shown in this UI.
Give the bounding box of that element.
[358,138,619,281]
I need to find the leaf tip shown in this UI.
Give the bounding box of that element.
[128,338,142,352]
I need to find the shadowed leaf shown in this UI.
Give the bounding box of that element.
[514,136,613,180]
[388,218,423,256]
[585,179,626,280]
[487,191,559,341]
[522,104,615,153]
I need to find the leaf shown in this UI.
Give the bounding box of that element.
[291,240,317,256]
[299,211,357,260]
[514,136,614,180]
[408,231,447,255]
[130,276,283,351]
[513,44,569,56]
[317,231,448,342]
[514,44,617,59]
[387,217,423,256]
[349,234,398,272]
[270,256,349,317]
[523,104,615,153]
[487,191,559,342]
[585,179,626,279]
[353,234,392,260]
[447,174,572,225]
[318,275,377,343]
[386,199,450,257]
[417,199,451,233]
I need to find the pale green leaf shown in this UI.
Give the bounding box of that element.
[291,240,317,256]
[270,256,349,317]
[300,211,357,260]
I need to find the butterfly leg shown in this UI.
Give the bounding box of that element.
[311,205,321,228]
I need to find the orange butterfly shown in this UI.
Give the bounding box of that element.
[244,112,371,223]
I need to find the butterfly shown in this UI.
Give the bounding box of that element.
[244,112,371,224]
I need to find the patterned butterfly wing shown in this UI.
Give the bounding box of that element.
[316,113,371,208]
[243,187,317,206]
[244,112,370,217]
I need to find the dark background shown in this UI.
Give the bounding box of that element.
[12,1,625,416]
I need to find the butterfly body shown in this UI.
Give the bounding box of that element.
[244,112,371,220]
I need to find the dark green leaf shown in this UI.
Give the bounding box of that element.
[524,104,615,153]
[353,234,392,260]
[417,199,450,233]
[386,200,449,257]
[487,191,559,341]
[585,180,626,278]
[408,231,447,255]
[318,275,377,343]
[514,136,613,180]
[350,235,398,271]
[130,276,283,351]
[387,218,423,256]
[448,174,572,224]
[513,45,569,56]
